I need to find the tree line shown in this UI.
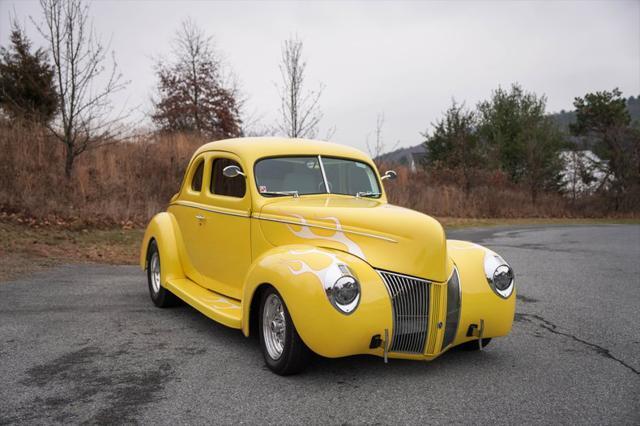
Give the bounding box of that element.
[422,85,640,210]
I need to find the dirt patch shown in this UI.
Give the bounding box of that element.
[0,219,143,281]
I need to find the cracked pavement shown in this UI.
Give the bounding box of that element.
[1,224,639,424]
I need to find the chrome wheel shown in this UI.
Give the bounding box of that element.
[262,293,286,360]
[150,251,161,294]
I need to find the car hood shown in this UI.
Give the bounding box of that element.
[256,195,448,282]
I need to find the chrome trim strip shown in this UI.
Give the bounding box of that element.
[454,268,462,347]
[318,155,331,193]
[252,214,398,243]
[171,200,251,218]
[377,270,397,351]
[453,268,462,348]
[442,266,462,350]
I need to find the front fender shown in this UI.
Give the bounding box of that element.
[447,240,516,346]
[241,245,393,358]
[140,212,185,284]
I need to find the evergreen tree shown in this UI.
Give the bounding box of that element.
[422,100,483,194]
[0,22,57,123]
[477,84,565,202]
[571,88,640,209]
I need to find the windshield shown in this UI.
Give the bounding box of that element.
[254,156,381,197]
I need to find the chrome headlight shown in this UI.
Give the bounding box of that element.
[483,251,515,298]
[325,265,360,314]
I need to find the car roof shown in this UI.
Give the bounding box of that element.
[193,137,373,165]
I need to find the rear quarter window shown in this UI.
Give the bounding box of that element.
[190,160,204,192]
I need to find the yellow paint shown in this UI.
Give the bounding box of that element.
[141,137,515,361]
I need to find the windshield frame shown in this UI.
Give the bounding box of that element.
[253,154,383,198]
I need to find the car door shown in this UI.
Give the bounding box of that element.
[192,152,251,299]
[169,153,209,283]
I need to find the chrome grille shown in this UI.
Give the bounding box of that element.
[378,271,430,354]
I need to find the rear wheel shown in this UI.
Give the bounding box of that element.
[146,240,178,308]
[259,287,310,375]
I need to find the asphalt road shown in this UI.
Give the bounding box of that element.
[1,225,639,425]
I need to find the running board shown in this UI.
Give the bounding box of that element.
[164,278,242,329]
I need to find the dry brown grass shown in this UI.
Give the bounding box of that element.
[382,165,635,219]
[386,172,568,218]
[0,122,207,226]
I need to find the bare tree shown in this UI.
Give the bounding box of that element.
[366,113,386,159]
[35,0,129,177]
[366,113,399,162]
[152,19,242,138]
[277,35,323,139]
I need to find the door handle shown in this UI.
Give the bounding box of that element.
[195,214,205,221]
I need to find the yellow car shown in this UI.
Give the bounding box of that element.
[141,138,516,375]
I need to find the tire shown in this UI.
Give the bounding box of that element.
[146,240,178,308]
[259,287,310,375]
[458,338,492,351]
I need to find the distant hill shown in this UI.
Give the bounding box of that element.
[549,109,576,133]
[376,96,640,163]
[548,95,640,132]
[376,144,426,165]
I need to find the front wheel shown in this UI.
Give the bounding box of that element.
[146,240,178,308]
[259,287,310,375]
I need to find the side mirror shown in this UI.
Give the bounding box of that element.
[381,170,397,181]
[222,165,245,178]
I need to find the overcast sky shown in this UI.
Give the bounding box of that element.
[1,0,639,154]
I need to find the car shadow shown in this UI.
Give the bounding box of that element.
[162,295,497,379]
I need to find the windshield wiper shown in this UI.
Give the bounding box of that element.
[355,191,381,198]
[261,190,299,198]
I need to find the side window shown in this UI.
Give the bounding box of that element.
[191,160,204,192]
[211,158,246,198]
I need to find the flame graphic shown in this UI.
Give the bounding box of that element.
[286,248,344,290]
[286,214,366,259]
[212,298,241,310]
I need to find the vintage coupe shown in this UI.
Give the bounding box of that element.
[141,138,515,375]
